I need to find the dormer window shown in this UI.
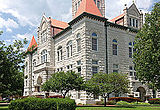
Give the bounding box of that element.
[97,0,100,9]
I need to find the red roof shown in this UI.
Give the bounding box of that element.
[74,0,103,18]
[49,18,68,29]
[110,13,125,22]
[27,36,38,52]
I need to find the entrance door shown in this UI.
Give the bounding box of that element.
[136,87,146,101]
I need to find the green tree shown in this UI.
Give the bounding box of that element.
[42,71,85,98]
[134,2,160,98]
[85,73,129,106]
[0,38,27,97]
[0,31,2,35]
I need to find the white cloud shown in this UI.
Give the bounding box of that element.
[0,0,154,28]
[106,0,153,19]
[0,17,19,32]
[13,33,33,40]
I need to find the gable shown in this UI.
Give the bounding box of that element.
[128,3,140,17]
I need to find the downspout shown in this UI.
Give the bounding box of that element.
[105,21,109,74]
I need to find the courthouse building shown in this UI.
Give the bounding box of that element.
[24,0,158,104]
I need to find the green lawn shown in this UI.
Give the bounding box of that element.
[1,106,160,110]
[76,106,160,110]
[0,106,8,110]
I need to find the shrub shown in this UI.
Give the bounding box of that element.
[116,101,133,107]
[130,102,150,106]
[106,100,116,105]
[109,97,141,103]
[96,101,104,105]
[148,98,160,104]
[9,97,76,110]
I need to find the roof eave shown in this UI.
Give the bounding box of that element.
[69,12,107,26]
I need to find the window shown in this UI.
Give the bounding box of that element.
[136,20,138,28]
[129,42,135,58]
[77,33,81,52]
[112,39,118,55]
[78,92,81,99]
[77,60,81,65]
[129,18,132,26]
[132,19,135,27]
[77,67,81,75]
[92,60,98,65]
[41,30,47,43]
[78,1,80,7]
[113,64,119,73]
[57,46,62,61]
[67,41,72,58]
[92,33,98,51]
[92,66,98,75]
[26,80,27,86]
[33,59,36,70]
[97,0,100,8]
[75,3,77,11]
[41,50,47,63]
[25,62,28,73]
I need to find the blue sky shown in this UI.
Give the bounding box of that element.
[0,0,158,48]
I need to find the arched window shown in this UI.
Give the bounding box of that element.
[41,50,47,63]
[57,46,62,61]
[33,59,36,70]
[77,33,81,52]
[113,39,118,55]
[97,0,100,8]
[67,41,72,58]
[92,32,98,51]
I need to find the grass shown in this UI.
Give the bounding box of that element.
[0,106,8,110]
[1,106,160,110]
[76,106,160,110]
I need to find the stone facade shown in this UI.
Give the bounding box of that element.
[23,1,158,104]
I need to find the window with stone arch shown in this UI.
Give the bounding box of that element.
[66,41,72,58]
[41,50,47,63]
[76,33,81,52]
[112,39,118,55]
[57,46,63,61]
[92,32,98,51]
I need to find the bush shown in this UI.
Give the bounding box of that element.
[95,101,104,105]
[109,97,141,103]
[148,98,160,104]
[116,101,133,107]
[130,102,150,106]
[106,100,116,105]
[9,97,76,110]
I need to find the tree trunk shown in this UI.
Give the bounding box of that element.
[153,89,156,98]
[104,97,106,107]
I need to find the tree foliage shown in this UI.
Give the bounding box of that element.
[42,71,85,98]
[134,2,160,92]
[0,38,27,97]
[85,73,129,98]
